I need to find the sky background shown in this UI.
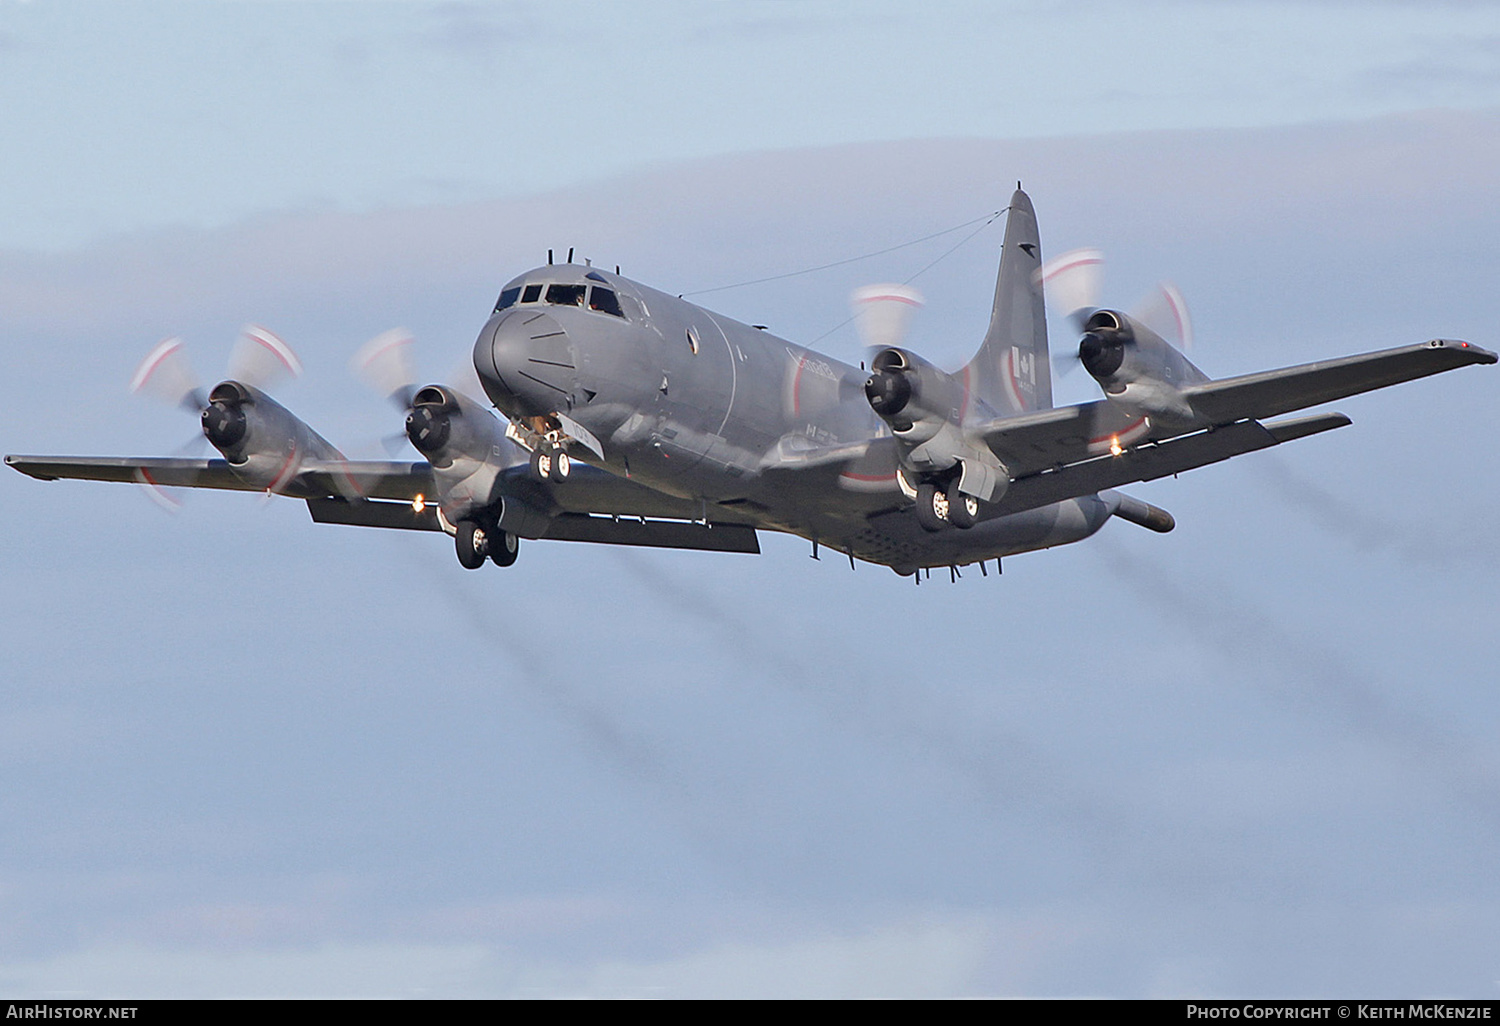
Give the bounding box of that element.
[2,0,1499,998]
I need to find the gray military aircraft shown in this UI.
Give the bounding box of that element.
[7,188,1495,577]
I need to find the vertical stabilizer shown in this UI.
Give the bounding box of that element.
[964,188,1052,417]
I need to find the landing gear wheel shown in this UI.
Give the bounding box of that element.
[489,529,519,567]
[549,450,571,483]
[530,448,553,482]
[947,484,979,529]
[455,519,489,570]
[915,482,950,532]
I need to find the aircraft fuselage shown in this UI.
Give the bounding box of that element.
[472,265,1114,573]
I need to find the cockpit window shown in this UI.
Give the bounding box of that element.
[495,286,521,312]
[588,286,624,318]
[546,283,586,307]
[521,283,543,303]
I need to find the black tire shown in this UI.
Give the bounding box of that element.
[946,484,979,529]
[549,450,571,483]
[489,529,519,567]
[529,448,553,482]
[455,519,488,570]
[914,482,949,532]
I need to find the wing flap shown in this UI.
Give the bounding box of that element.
[306,498,760,553]
[542,513,759,553]
[974,402,1150,477]
[307,497,440,531]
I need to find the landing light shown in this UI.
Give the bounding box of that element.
[1109,436,1124,457]
[412,494,426,513]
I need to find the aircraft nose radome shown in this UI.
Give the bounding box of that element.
[476,310,578,415]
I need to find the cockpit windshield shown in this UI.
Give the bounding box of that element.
[495,279,628,319]
[588,287,623,317]
[545,284,587,307]
[495,286,521,312]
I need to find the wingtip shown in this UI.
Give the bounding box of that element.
[1430,339,1496,364]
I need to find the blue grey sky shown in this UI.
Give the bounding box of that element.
[2,0,1499,999]
[4,1,1500,251]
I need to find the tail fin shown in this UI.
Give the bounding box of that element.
[964,187,1052,417]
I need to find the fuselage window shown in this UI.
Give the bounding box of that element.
[521,284,543,303]
[588,286,624,318]
[546,283,587,307]
[495,286,521,312]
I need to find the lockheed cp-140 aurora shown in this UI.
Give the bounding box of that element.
[8,188,1494,577]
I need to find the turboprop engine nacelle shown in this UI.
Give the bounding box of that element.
[1077,310,1209,422]
[864,347,966,443]
[201,380,341,490]
[863,347,1008,502]
[404,384,516,519]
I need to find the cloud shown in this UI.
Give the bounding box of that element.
[1357,35,1500,102]
[415,2,538,66]
[0,917,991,998]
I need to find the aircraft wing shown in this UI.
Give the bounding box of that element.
[1178,339,1496,423]
[977,339,1495,478]
[963,338,1495,519]
[7,453,760,554]
[5,455,435,501]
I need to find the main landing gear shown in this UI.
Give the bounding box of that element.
[915,479,981,533]
[455,518,520,570]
